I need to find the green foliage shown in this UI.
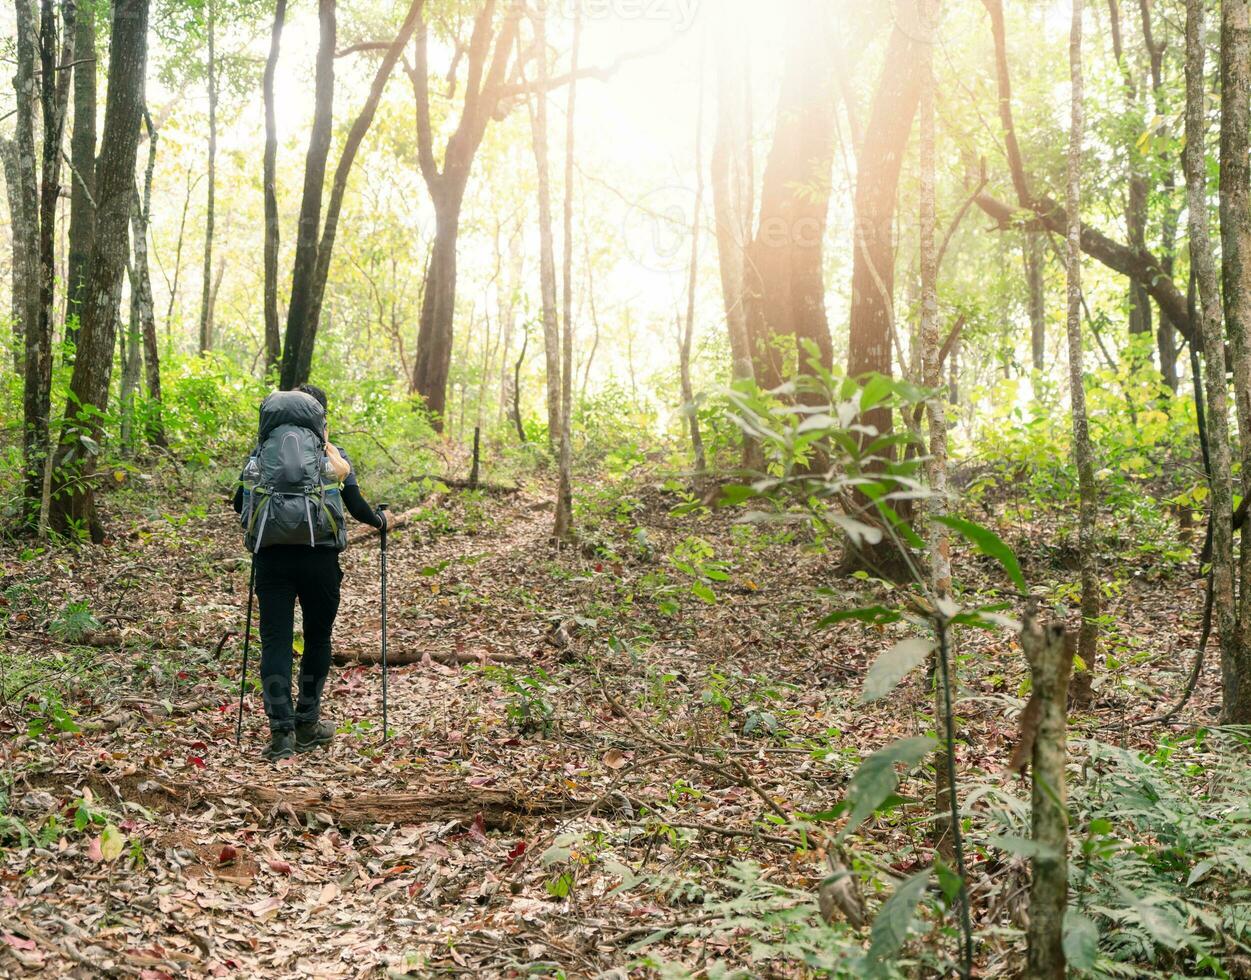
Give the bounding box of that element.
[48,600,101,643]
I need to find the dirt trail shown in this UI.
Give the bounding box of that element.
[0,480,1218,976]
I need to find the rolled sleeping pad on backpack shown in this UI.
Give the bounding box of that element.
[258,390,326,442]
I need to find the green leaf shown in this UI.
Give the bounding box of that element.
[1063,908,1099,970]
[866,868,932,972]
[933,515,1027,592]
[691,582,716,604]
[861,637,934,703]
[100,824,125,862]
[985,834,1060,861]
[718,484,758,506]
[840,736,935,840]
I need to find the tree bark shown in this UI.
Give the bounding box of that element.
[47,0,150,541]
[288,0,422,387]
[553,6,581,542]
[845,0,926,439]
[25,0,75,530]
[1220,0,1251,722]
[680,62,708,489]
[134,111,165,447]
[261,0,287,374]
[278,0,336,390]
[1024,231,1046,372]
[1065,0,1100,707]
[744,0,836,391]
[710,10,753,386]
[528,5,561,449]
[407,1,523,427]
[0,137,32,375]
[1019,612,1073,980]
[918,0,952,862]
[65,0,95,349]
[197,0,217,354]
[1184,0,1237,720]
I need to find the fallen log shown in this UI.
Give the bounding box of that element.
[332,647,529,667]
[241,783,610,830]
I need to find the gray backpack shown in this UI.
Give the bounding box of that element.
[239,391,347,553]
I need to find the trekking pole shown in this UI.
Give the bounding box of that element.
[236,556,256,747]
[377,503,390,745]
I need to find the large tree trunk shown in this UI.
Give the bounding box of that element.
[1065,0,1101,707]
[47,0,150,542]
[278,0,336,390]
[412,194,465,425]
[553,8,581,542]
[261,0,287,374]
[0,137,33,375]
[65,1,95,350]
[743,0,836,391]
[1220,0,1251,722]
[197,0,217,353]
[1185,0,1238,721]
[845,0,926,438]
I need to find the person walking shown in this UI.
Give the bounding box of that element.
[233,383,387,761]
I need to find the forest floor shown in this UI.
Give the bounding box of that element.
[0,461,1235,978]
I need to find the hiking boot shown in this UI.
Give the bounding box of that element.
[263,731,296,762]
[294,720,335,753]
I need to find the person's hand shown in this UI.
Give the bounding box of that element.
[377,511,389,532]
[324,441,350,482]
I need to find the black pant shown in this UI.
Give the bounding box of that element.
[255,546,342,733]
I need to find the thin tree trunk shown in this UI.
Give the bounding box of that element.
[1025,231,1045,373]
[48,0,150,541]
[680,59,707,488]
[1020,613,1074,980]
[135,110,164,447]
[553,6,581,543]
[0,138,31,375]
[65,1,95,350]
[197,0,217,353]
[162,167,198,342]
[25,0,74,531]
[261,0,287,374]
[918,0,952,862]
[529,5,561,451]
[1220,0,1251,722]
[120,262,142,452]
[279,0,336,389]
[1065,0,1101,707]
[512,323,528,443]
[1185,0,1237,712]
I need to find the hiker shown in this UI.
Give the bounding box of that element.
[233,383,387,761]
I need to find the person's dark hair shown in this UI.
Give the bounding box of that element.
[298,383,328,412]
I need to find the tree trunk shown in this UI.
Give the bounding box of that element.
[710,10,753,385]
[918,1,952,862]
[1020,613,1074,980]
[528,7,561,451]
[197,0,217,354]
[262,0,287,374]
[512,323,528,443]
[65,1,95,349]
[289,0,420,387]
[1025,231,1045,372]
[120,265,143,452]
[412,195,464,426]
[279,0,336,390]
[553,7,581,543]
[1065,0,1100,707]
[1185,0,1238,718]
[680,60,708,488]
[1220,0,1251,722]
[47,0,150,542]
[0,137,32,375]
[845,0,926,440]
[743,0,836,391]
[134,112,165,447]
[25,0,74,530]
